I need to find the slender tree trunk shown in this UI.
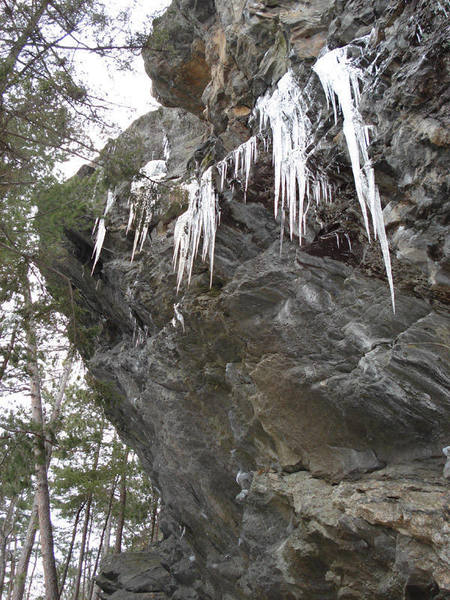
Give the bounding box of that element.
[0,535,7,599]
[12,352,73,600]
[149,504,158,545]
[25,537,39,600]
[72,430,102,600]
[0,497,17,596]
[10,503,37,600]
[102,514,112,561]
[23,276,59,600]
[88,478,117,600]
[82,507,95,600]
[72,495,91,600]
[0,0,51,94]
[113,450,129,554]
[58,501,84,600]
[6,534,18,600]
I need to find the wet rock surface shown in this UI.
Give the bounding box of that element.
[51,0,450,599]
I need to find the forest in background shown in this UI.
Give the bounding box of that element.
[0,1,166,598]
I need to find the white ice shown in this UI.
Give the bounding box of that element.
[256,70,331,243]
[91,189,115,274]
[174,71,332,289]
[127,160,167,262]
[173,167,220,290]
[313,46,395,310]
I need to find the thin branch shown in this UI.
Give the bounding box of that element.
[0,425,59,446]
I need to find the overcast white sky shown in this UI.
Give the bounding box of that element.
[59,0,171,177]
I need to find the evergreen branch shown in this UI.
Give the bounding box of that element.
[0,322,18,382]
[0,425,59,446]
[0,239,79,347]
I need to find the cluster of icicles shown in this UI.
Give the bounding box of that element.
[91,159,166,273]
[172,42,395,309]
[92,40,395,309]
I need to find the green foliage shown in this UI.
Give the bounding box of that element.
[36,170,107,254]
[0,410,35,499]
[100,131,147,187]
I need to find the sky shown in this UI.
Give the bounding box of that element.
[58,0,172,178]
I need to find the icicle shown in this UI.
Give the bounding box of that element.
[217,159,228,192]
[173,168,220,290]
[127,161,165,262]
[231,135,258,199]
[91,189,115,274]
[313,45,395,311]
[163,134,171,161]
[91,218,106,273]
[173,303,185,332]
[256,70,331,243]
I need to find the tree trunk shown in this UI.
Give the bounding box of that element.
[12,352,73,600]
[72,429,103,600]
[149,503,158,545]
[102,514,112,561]
[113,450,129,554]
[72,495,91,600]
[0,0,51,94]
[23,276,59,600]
[82,506,95,600]
[6,534,18,600]
[88,477,117,600]
[58,501,84,600]
[10,503,37,600]
[25,537,39,600]
[0,497,17,597]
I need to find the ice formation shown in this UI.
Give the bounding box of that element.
[256,70,331,243]
[217,135,258,198]
[173,167,220,290]
[313,45,395,310]
[127,181,158,262]
[163,134,171,161]
[171,303,185,332]
[91,189,115,274]
[174,70,332,289]
[127,160,166,262]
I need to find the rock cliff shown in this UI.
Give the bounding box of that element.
[49,0,449,598]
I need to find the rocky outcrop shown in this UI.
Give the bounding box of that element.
[49,0,449,598]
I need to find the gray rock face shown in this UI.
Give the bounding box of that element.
[52,0,449,599]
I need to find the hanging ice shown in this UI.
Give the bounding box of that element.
[313,45,395,310]
[256,71,331,243]
[175,71,332,289]
[216,135,258,199]
[126,160,167,262]
[91,189,115,274]
[173,167,220,290]
[163,134,171,161]
[127,181,158,262]
[171,303,185,332]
